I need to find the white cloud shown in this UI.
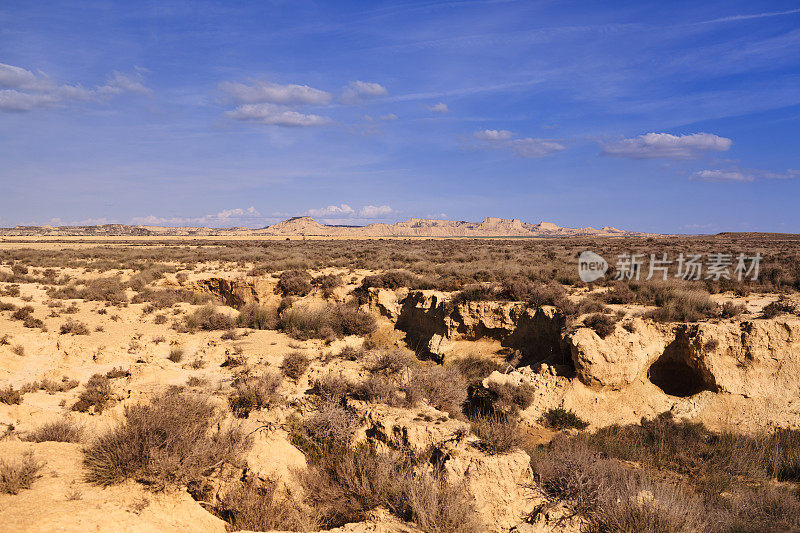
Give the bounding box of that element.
[306,204,393,219]
[601,132,732,159]
[508,138,566,158]
[220,80,331,105]
[359,205,393,217]
[692,169,754,183]
[473,128,564,158]
[131,206,261,226]
[98,69,151,96]
[364,113,398,121]
[427,102,449,113]
[474,129,513,141]
[225,103,331,127]
[307,204,355,217]
[692,167,799,183]
[340,80,388,104]
[0,62,149,112]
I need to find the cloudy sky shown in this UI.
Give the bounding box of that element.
[1,1,799,233]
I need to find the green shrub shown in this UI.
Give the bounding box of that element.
[540,407,590,430]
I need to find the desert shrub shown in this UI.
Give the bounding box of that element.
[105,367,130,379]
[184,305,236,331]
[485,381,536,415]
[83,391,246,489]
[11,305,34,320]
[228,372,282,418]
[60,319,90,335]
[215,478,314,531]
[281,351,311,380]
[449,354,502,384]
[603,281,636,304]
[23,314,45,329]
[12,344,25,356]
[0,301,15,311]
[583,313,618,338]
[277,269,313,296]
[298,443,481,532]
[540,407,589,430]
[761,299,797,319]
[131,288,207,308]
[720,300,747,318]
[352,373,403,406]
[278,303,376,340]
[39,376,80,392]
[24,420,83,443]
[645,286,718,322]
[168,347,184,363]
[50,277,128,303]
[336,344,367,361]
[296,403,362,453]
[532,436,709,533]
[278,306,329,340]
[0,453,44,494]
[0,386,22,405]
[236,303,277,330]
[310,374,352,405]
[313,273,344,297]
[71,374,112,413]
[471,413,521,454]
[365,348,417,375]
[452,284,499,304]
[327,303,377,337]
[407,364,468,416]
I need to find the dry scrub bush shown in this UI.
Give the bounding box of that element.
[49,277,128,303]
[168,347,184,363]
[582,313,618,338]
[277,269,313,296]
[184,304,235,331]
[355,357,468,417]
[449,355,503,385]
[228,372,282,418]
[236,303,278,330]
[761,298,797,318]
[470,413,521,454]
[24,419,83,443]
[71,374,112,413]
[60,319,90,335]
[278,303,377,341]
[531,414,800,532]
[313,273,344,298]
[294,443,481,532]
[0,385,22,405]
[216,478,315,531]
[83,391,246,489]
[281,351,311,380]
[0,453,44,494]
[532,436,710,533]
[105,367,129,379]
[540,407,590,430]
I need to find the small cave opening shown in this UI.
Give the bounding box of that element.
[647,337,714,397]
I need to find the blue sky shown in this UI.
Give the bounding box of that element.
[1,1,799,233]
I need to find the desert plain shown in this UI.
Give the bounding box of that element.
[1,233,799,532]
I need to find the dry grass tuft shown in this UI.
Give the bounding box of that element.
[83,391,246,490]
[0,453,44,494]
[24,419,83,443]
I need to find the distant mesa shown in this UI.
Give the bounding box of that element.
[0,217,641,237]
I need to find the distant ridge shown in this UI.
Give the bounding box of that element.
[0,216,642,238]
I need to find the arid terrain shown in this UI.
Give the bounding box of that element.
[1,236,799,532]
